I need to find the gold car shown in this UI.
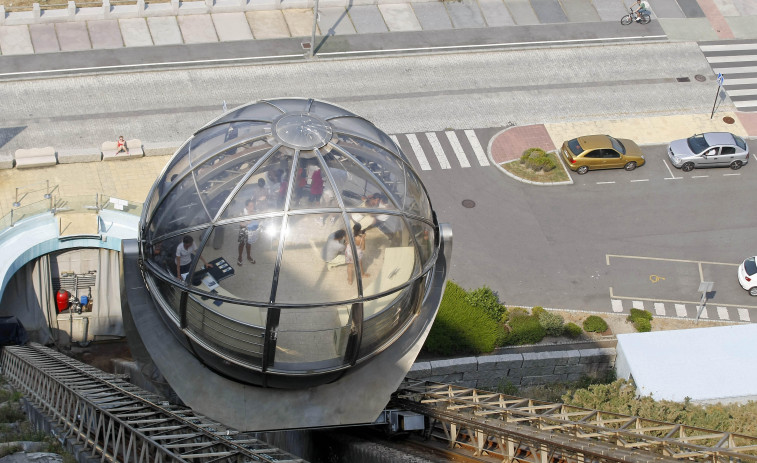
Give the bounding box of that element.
[560,135,645,175]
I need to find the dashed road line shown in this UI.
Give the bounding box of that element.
[630,179,649,182]
[738,308,750,321]
[404,134,432,171]
[444,131,470,168]
[675,304,687,317]
[596,181,616,184]
[611,299,623,313]
[653,302,665,316]
[717,306,729,320]
[692,175,709,178]
[425,132,451,170]
[464,130,490,166]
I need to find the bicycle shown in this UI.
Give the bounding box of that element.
[621,7,651,25]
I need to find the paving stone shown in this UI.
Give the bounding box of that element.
[407,361,432,378]
[731,0,757,15]
[211,12,253,41]
[658,17,719,39]
[522,350,569,367]
[0,25,34,55]
[119,18,153,47]
[445,0,486,28]
[531,0,568,23]
[317,7,357,35]
[678,0,705,17]
[591,0,627,21]
[477,353,523,370]
[465,368,508,382]
[725,16,757,38]
[349,5,388,33]
[88,20,124,49]
[517,366,557,377]
[426,373,464,383]
[411,2,453,30]
[0,153,14,170]
[560,0,600,22]
[430,357,477,375]
[58,148,102,164]
[283,9,319,37]
[651,0,685,18]
[143,141,181,157]
[247,11,291,39]
[712,0,740,16]
[56,22,91,51]
[477,0,515,26]
[503,0,539,25]
[177,14,218,43]
[147,16,183,45]
[378,4,421,31]
[29,24,59,53]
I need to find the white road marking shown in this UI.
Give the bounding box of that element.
[675,304,687,317]
[426,132,451,170]
[445,131,471,168]
[738,308,750,322]
[692,175,709,178]
[717,306,729,320]
[710,65,757,74]
[699,307,709,319]
[706,54,757,63]
[701,43,757,52]
[653,302,665,316]
[632,300,644,310]
[611,299,623,313]
[630,179,649,182]
[662,159,681,179]
[596,181,616,184]
[404,134,432,171]
[722,77,757,86]
[723,173,741,176]
[464,130,490,166]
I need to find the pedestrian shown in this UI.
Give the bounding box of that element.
[237,201,259,266]
[176,235,211,280]
[115,136,128,155]
[346,223,370,285]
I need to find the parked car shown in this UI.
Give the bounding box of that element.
[667,132,749,172]
[738,257,757,296]
[560,135,645,175]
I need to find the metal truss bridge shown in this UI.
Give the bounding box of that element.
[1,343,304,463]
[392,380,757,463]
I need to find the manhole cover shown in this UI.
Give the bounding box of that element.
[462,200,476,208]
[723,116,735,124]
[694,74,707,82]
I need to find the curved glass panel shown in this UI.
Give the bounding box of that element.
[330,117,389,150]
[193,217,283,304]
[272,305,353,371]
[265,98,311,114]
[276,213,358,303]
[404,169,433,221]
[320,149,395,209]
[337,135,406,206]
[185,294,265,366]
[408,219,435,271]
[216,101,285,124]
[150,273,182,319]
[188,123,233,165]
[289,155,337,211]
[359,281,419,358]
[150,178,210,242]
[310,100,355,120]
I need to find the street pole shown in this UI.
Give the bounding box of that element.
[309,0,320,59]
[710,73,724,119]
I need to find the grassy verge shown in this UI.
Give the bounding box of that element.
[500,152,570,183]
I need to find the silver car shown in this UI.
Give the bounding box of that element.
[667,132,749,172]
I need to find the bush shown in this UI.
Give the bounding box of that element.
[465,286,506,322]
[583,315,608,333]
[542,158,556,172]
[508,307,530,321]
[531,306,546,317]
[538,311,564,337]
[504,315,546,345]
[520,147,552,172]
[627,309,653,332]
[564,322,583,339]
[634,318,652,332]
[425,281,507,355]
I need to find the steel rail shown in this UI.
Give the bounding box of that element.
[1,343,306,463]
[392,380,757,463]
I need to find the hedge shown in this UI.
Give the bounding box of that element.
[504,314,546,345]
[583,315,608,333]
[425,281,506,355]
[465,286,506,322]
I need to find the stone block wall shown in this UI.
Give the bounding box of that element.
[407,348,616,389]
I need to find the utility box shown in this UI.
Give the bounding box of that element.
[387,410,425,433]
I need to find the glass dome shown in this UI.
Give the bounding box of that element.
[139,98,439,388]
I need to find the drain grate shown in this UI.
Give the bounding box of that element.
[462,200,476,208]
[676,77,691,82]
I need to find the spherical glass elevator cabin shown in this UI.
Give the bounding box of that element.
[139,98,439,388]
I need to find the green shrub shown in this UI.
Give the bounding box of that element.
[627,308,653,322]
[564,322,583,339]
[531,306,546,317]
[465,286,506,322]
[538,311,564,336]
[425,281,506,355]
[504,315,546,345]
[542,158,556,172]
[508,307,529,321]
[500,308,510,325]
[583,315,608,333]
[634,318,652,332]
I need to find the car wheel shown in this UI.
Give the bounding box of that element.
[730,160,742,170]
[624,161,637,171]
[576,166,589,175]
[750,287,757,297]
[681,163,695,172]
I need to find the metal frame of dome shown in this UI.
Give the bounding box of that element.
[138,98,440,388]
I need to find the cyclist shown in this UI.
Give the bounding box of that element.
[632,0,651,21]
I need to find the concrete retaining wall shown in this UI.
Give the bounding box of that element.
[408,347,616,389]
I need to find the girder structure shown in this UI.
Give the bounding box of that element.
[393,380,757,463]
[1,343,306,463]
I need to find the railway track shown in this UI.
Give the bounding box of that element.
[1,343,305,463]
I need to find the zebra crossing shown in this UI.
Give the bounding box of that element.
[610,298,753,322]
[701,39,757,112]
[391,129,491,172]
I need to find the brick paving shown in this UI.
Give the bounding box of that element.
[490,125,556,164]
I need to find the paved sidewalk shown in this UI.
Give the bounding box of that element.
[1,0,757,56]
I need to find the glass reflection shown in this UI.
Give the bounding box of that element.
[273,305,352,370]
[359,283,418,358]
[289,154,337,211]
[403,170,433,221]
[337,135,406,204]
[319,150,390,209]
[276,213,358,303]
[408,220,435,271]
[194,218,283,304]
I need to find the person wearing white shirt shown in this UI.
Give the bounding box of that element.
[176,235,211,280]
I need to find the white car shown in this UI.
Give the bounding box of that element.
[738,257,757,296]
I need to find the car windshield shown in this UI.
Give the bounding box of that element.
[687,134,710,154]
[734,135,747,150]
[609,137,626,155]
[745,257,757,276]
[567,139,582,155]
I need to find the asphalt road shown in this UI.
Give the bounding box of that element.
[424,139,757,315]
